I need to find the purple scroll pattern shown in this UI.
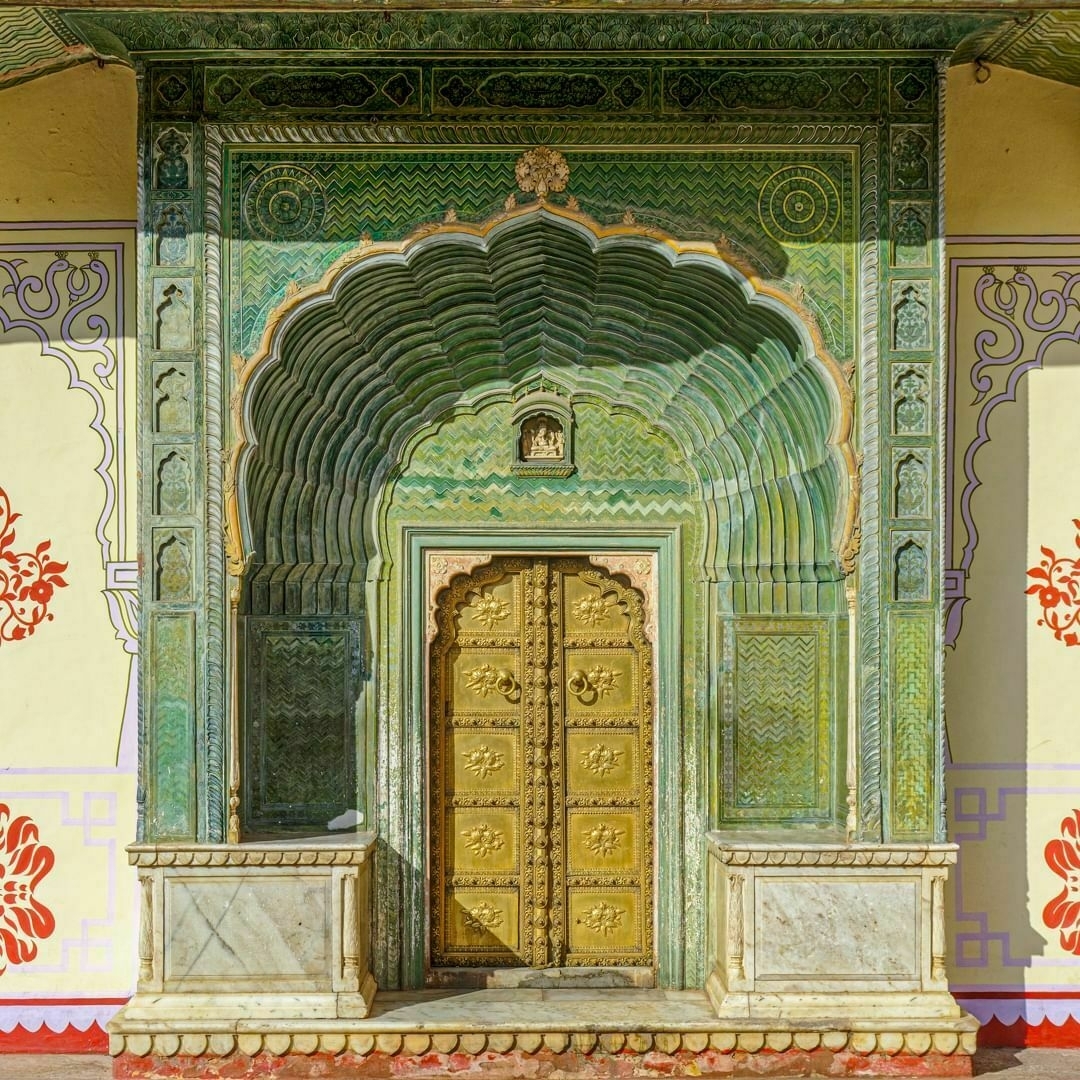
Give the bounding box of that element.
[946,258,1080,647]
[0,237,137,764]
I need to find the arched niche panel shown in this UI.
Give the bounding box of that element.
[231,206,854,616]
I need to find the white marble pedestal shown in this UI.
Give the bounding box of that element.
[705,832,974,1039]
[108,834,377,1047]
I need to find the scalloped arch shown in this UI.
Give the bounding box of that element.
[227,203,856,612]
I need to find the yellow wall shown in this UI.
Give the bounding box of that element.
[945,63,1080,1031]
[0,61,138,1043]
[0,53,1078,1046]
[0,63,136,221]
[947,63,1080,235]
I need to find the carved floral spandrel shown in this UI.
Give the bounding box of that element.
[1025,519,1080,647]
[0,486,69,645]
[1044,809,1080,955]
[0,802,56,972]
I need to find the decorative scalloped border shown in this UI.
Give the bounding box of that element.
[110,1027,978,1060]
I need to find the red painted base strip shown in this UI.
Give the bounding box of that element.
[113,1048,974,1079]
[978,1016,1080,1049]
[0,1022,109,1054]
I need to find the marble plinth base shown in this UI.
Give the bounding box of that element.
[110,988,978,1078]
[109,836,378,1059]
[705,834,972,1050]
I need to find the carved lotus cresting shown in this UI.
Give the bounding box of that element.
[515,146,570,199]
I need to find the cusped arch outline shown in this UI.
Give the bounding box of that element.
[225,202,857,609]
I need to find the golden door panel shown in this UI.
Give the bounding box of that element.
[563,575,632,637]
[430,556,652,973]
[567,811,639,874]
[568,889,643,955]
[450,649,521,712]
[446,889,520,954]
[448,809,519,875]
[566,732,639,793]
[563,649,638,715]
[449,731,519,794]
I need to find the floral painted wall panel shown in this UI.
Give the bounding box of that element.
[945,239,1080,1042]
[0,226,137,1048]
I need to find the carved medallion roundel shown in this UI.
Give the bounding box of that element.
[757,165,840,246]
[244,164,326,241]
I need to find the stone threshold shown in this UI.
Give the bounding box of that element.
[111,988,979,1077]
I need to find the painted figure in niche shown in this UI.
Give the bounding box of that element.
[893,206,928,266]
[895,456,928,518]
[894,368,928,434]
[156,535,192,601]
[154,128,190,189]
[156,206,190,266]
[155,282,191,351]
[893,283,930,351]
[896,541,927,602]
[521,415,565,460]
[157,452,191,515]
[155,368,190,433]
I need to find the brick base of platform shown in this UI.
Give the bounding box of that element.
[111,1030,977,1078]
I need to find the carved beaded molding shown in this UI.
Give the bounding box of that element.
[707,842,957,868]
[110,1028,978,1061]
[127,842,374,868]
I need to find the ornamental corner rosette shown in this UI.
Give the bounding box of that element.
[515,147,570,200]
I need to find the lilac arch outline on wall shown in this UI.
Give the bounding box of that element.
[945,255,1080,648]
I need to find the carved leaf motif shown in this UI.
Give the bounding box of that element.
[583,822,624,856]
[461,823,505,858]
[587,664,620,698]
[463,744,506,779]
[470,590,511,629]
[463,901,503,934]
[572,595,610,626]
[579,901,624,936]
[580,743,623,777]
[464,664,500,697]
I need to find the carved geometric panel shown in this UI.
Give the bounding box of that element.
[244,617,361,833]
[889,612,934,840]
[722,617,835,824]
[150,613,196,839]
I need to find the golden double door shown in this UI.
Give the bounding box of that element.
[429,556,654,970]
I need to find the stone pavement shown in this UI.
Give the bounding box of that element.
[0,1048,1077,1078]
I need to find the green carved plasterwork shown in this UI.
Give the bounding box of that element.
[149,613,196,840]
[720,616,839,825]
[244,618,362,833]
[75,11,994,56]
[889,612,935,839]
[229,146,855,362]
[132,31,949,998]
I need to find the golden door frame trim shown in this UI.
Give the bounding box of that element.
[426,551,658,978]
[223,200,859,587]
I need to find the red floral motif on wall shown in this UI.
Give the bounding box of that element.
[1045,810,1080,956]
[1025,519,1080,647]
[0,803,56,972]
[0,485,68,645]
